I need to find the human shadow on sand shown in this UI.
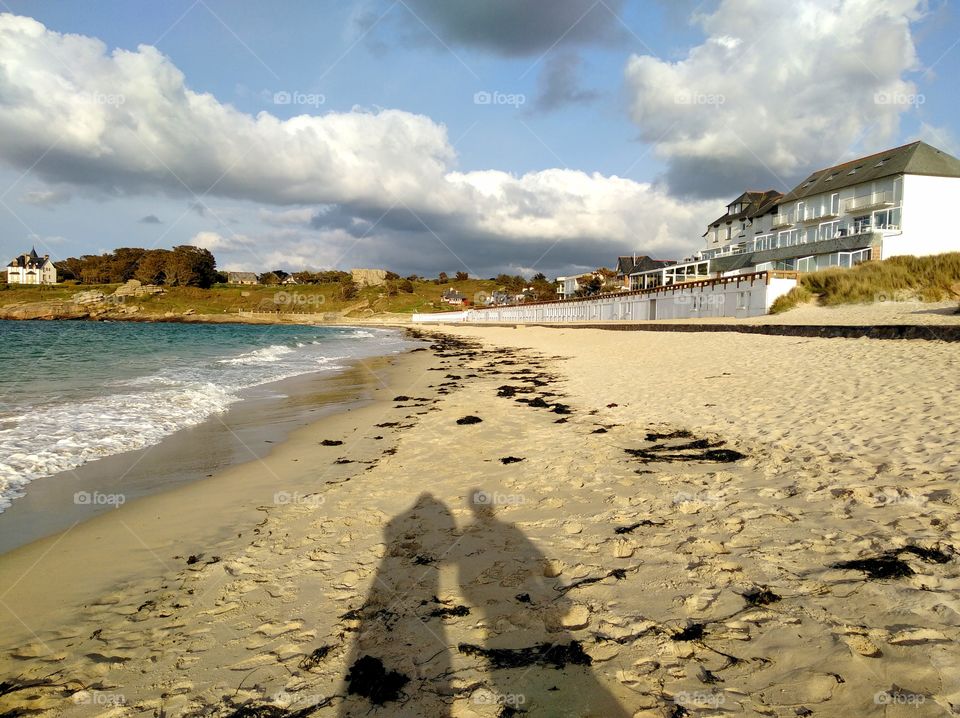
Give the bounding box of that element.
[455,491,629,717]
[337,493,458,717]
[338,491,629,717]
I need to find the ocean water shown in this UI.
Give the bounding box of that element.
[0,321,415,512]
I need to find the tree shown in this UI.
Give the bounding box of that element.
[340,277,359,300]
[166,246,218,288]
[108,247,147,282]
[530,273,555,301]
[436,272,449,285]
[455,271,468,281]
[574,274,603,298]
[385,271,400,280]
[495,274,528,293]
[398,279,414,293]
[134,249,171,285]
[385,280,399,296]
[55,258,82,281]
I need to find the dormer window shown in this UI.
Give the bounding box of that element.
[848,164,864,175]
[875,157,891,167]
[825,172,838,181]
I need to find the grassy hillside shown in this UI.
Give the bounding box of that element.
[0,278,503,317]
[771,252,960,314]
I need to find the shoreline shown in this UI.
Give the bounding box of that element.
[0,326,957,716]
[0,341,438,650]
[0,354,398,554]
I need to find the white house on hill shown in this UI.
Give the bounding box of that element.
[7,248,57,285]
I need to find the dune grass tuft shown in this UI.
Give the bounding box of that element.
[771,252,960,313]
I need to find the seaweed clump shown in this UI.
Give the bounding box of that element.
[459,641,591,669]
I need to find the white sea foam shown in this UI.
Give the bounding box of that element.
[218,344,295,365]
[0,326,416,512]
[0,383,234,511]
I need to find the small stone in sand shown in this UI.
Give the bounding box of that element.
[543,560,564,577]
[560,605,591,630]
[843,635,882,657]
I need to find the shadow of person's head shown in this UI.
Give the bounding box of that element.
[384,491,456,559]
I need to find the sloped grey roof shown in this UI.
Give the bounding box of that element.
[705,189,783,229]
[8,248,51,268]
[616,255,676,275]
[779,141,960,204]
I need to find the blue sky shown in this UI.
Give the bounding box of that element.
[1,0,958,277]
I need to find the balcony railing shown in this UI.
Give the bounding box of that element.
[772,213,793,228]
[799,210,840,224]
[843,191,894,213]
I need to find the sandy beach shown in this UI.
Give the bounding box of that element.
[1,326,958,717]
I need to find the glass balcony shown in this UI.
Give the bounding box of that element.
[843,191,894,213]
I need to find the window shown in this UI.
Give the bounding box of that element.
[825,172,838,181]
[853,215,871,234]
[818,221,839,241]
[851,249,871,265]
[848,164,863,175]
[875,157,891,168]
[796,256,816,272]
[737,292,750,310]
[830,193,840,215]
[874,208,901,229]
[796,201,805,221]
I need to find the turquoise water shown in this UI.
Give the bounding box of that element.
[0,321,413,510]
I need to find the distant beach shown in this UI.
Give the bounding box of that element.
[0,325,957,716]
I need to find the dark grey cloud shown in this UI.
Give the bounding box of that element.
[533,51,600,112]
[293,202,697,279]
[397,0,627,56]
[662,156,801,201]
[138,214,162,224]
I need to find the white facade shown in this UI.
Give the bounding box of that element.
[882,174,960,259]
[414,272,796,324]
[7,250,57,285]
[555,276,579,299]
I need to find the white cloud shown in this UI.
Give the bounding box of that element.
[19,187,71,206]
[0,12,715,262]
[189,230,254,251]
[625,0,927,198]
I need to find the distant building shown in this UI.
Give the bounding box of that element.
[555,276,580,299]
[226,271,258,285]
[614,255,676,289]
[351,268,387,287]
[441,287,466,305]
[7,248,56,285]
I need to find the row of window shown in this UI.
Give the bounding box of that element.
[756,249,871,273]
[751,207,901,251]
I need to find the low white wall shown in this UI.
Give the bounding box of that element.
[413,272,795,324]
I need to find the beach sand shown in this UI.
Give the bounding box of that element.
[1,327,958,717]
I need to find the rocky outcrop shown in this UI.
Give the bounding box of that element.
[71,290,106,305]
[0,299,141,320]
[351,268,387,287]
[0,301,92,320]
[112,280,164,298]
